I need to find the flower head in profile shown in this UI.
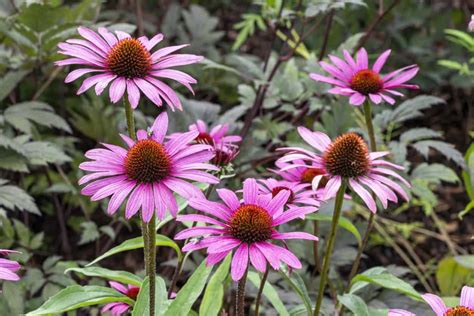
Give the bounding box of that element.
[469,15,474,32]
[0,249,21,282]
[277,127,410,213]
[79,112,219,222]
[257,178,320,209]
[389,285,474,316]
[310,48,419,106]
[56,27,202,111]
[174,178,317,281]
[102,281,139,315]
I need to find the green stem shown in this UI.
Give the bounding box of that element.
[236,266,249,316]
[254,266,269,316]
[147,214,157,316]
[362,101,377,152]
[313,180,347,316]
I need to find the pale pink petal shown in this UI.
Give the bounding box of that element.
[133,78,162,107]
[109,77,126,103]
[151,112,168,143]
[271,231,318,241]
[231,243,249,281]
[369,93,382,104]
[125,185,144,219]
[65,68,105,83]
[309,73,347,87]
[249,244,267,272]
[460,286,474,309]
[207,238,241,254]
[126,80,141,109]
[323,176,342,200]
[146,34,164,50]
[255,242,280,270]
[356,48,368,70]
[349,179,376,213]
[177,214,226,227]
[349,93,366,106]
[151,44,189,62]
[388,310,416,316]
[421,293,447,316]
[372,50,391,73]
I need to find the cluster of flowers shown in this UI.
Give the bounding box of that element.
[2,25,470,316]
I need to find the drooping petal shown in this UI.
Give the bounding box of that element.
[421,293,448,316]
[230,243,249,281]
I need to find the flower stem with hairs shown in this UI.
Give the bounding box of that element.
[123,98,155,315]
[236,265,249,316]
[314,180,347,316]
[344,101,377,291]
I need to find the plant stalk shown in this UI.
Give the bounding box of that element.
[344,101,377,290]
[254,266,269,316]
[236,266,249,316]
[313,180,347,316]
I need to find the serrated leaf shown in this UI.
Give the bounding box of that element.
[23,141,71,166]
[411,140,466,168]
[4,101,71,134]
[0,70,29,102]
[411,163,459,184]
[78,221,100,245]
[400,128,443,143]
[0,179,39,214]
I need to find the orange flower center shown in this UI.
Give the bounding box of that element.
[444,306,474,316]
[229,204,273,243]
[106,38,151,78]
[323,133,369,178]
[271,186,295,204]
[350,69,383,95]
[127,287,140,300]
[301,168,329,188]
[195,132,214,145]
[125,139,171,183]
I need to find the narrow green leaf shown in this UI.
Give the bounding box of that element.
[26,285,134,315]
[132,276,168,316]
[66,267,143,286]
[248,271,289,316]
[337,294,369,316]
[199,255,231,316]
[351,273,422,301]
[306,213,362,247]
[87,235,182,266]
[280,271,312,315]
[165,261,213,316]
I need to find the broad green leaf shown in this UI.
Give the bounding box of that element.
[165,261,213,316]
[306,213,362,247]
[248,271,289,316]
[132,276,168,316]
[4,101,71,134]
[280,270,312,315]
[436,257,472,296]
[349,267,387,294]
[87,235,182,266]
[338,294,369,316]
[0,70,29,102]
[66,267,143,286]
[26,285,134,315]
[454,255,474,270]
[351,273,422,301]
[199,255,231,316]
[0,179,39,214]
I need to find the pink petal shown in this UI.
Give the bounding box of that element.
[126,80,141,109]
[151,112,168,143]
[271,231,318,241]
[349,93,366,106]
[216,189,241,211]
[249,244,267,272]
[372,50,391,73]
[460,285,474,309]
[349,179,376,213]
[356,48,368,70]
[109,77,126,103]
[243,178,258,204]
[230,243,249,281]
[421,293,447,316]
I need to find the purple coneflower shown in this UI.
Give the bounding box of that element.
[310,48,419,106]
[257,178,320,209]
[174,178,317,281]
[79,112,219,222]
[389,285,474,316]
[0,249,20,281]
[56,27,202,110]
[102,281,139,316]
[277,127,410,213]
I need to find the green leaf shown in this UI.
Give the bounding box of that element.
[412,140,466,169]
[337,294,369,316]
[23,141,71,166]
[247,271,289,316]
[306,213,362,247]
[26,285,134,315]
[0,70,29,102]
[165,261,213,316]
[0,179,39,214]
[87,235,182,266]
[132,276,168,316]
[280,270,312,315]
[436,257,472,296]
[200,254,231,316]
[78,221,100,245]
[454,255,474,270]
[411,163,459,184]
[66,267,143,286]
[4,101,71,134]
[400,128,443,143]
[351,273,422,301]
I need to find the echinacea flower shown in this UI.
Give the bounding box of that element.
[310,48,419,106]
[469,15,474,32]
[56,27,202,110]
[0,249,21,281]
[79,112,219,222]
[174,178,317,281]
[257,178,320,209]
[277,127,410,213]
[102,281,139,315]
[389,285,474,316]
